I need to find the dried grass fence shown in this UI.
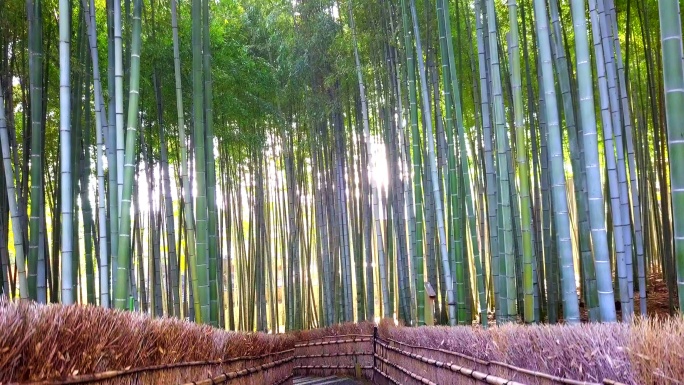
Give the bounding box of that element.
[280,326,634,385]
[15,349,296,385]
[0,300,296,385]
[373,334,624,385]
[377,317,684,385]
[292,334,374,380]
[3,300,683,385]
[0,301,378,385]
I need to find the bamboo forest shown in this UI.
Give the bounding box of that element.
[1,0,684,382]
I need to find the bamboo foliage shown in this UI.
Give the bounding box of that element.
[2,0,684,330]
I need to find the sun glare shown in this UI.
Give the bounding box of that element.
[369,135,389,190]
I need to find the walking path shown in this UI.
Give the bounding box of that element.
[293,376,366,385]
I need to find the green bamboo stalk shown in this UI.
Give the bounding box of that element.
[434,0,463,325]
[223,158,235,329]
[588,0,630,319]
[58,0,73,304]
[389,87,412,325]
[171,0,201,320]
[157,88,180,317]
[114,0,124,212]
[505,0,535,323]
[547,0,597,321]
[348,0,377,323]
[202,0,219,326]
[391,42,416,324]
[106,0,119,302]
[438,0,485,326]
[351,129,366,323]
[658,0,684,312]
[82,0,110,308]
[475,0,501,322]
[533,0,580,323]
[27,0,43,302]
[191,0,211,323]
[113,0,142,309]
[400,0,425,325]
[408,0,456,326]
[0,89,28,301]
[605,0,646,316]
[485,0,516,322]
[594,0,634,318]
[82,62,96,305]
[133,185,145,312]
[569,0,617,322]
[71,20,85,302]
[334,112,354,323]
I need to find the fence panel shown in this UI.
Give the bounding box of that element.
[293,334,374,380]
[23,327,628,385]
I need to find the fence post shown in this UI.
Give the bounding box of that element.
[372,326,378,379]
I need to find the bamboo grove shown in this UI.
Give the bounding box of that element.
[0,0,683,331]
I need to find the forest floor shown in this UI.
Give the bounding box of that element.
[603,272,673,322]
[634,272,674,317]
[479,272,675,325]
[293,376,372,385]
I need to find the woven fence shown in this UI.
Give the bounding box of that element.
[372,329,627,385]
[17,348,294,385]
[293,333,375,381]
[12,326,632,385]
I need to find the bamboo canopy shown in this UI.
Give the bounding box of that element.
[0,0,682,330]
